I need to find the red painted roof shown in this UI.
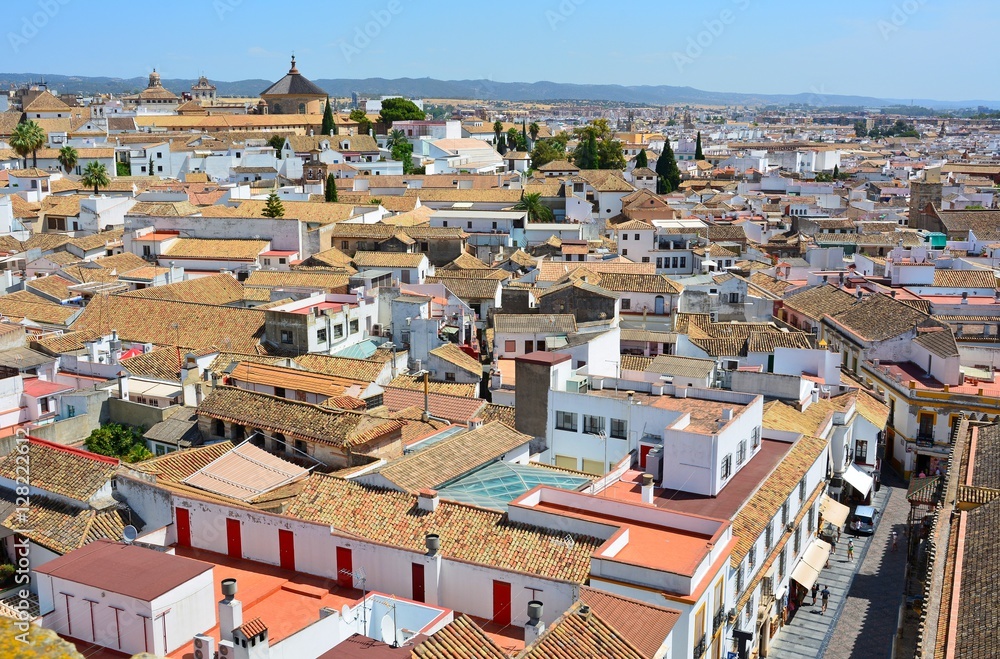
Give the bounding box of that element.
[22,377,74,398]
[515,351,571,366]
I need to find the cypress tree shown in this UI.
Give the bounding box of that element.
[321,97,335,136]
[634,148,648,169]
[655,140,681,194]
[325,174,338,202]
[695,131,704,160]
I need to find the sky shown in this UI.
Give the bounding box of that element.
[4,0,998,102]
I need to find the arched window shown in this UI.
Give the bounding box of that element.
[214,419,225,437]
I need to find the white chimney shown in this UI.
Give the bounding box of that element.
[641,473,654,504]
[524,601,545,646]
[418,489,439,512]
[219,579,243,637]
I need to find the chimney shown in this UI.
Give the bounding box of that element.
[418,489,439,512]
[425,533,440,555]
[641,473,654,504]
[524,601,545,646]
[219,578,243,637]
[721,408,734,421]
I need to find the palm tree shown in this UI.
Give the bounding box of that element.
[57,146,78,174]
[81,161,110,195]
[493,120,503,145]
[513,192,554,223]
[529,122,540,142]
[10,120,46,168]
[386,129,407,151]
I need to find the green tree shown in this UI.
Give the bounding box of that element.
[572,119,624,170]
[9,120,46,168]
[493,120,503,145]
[694,131,704,160]
[854,121,868,138]
[116,162,130,177]
[378,97,425,127]
[513,191,554,223]
[321,96,335,135]
[574,133,599,169]
[529,137,567,169]
[521,120,528,147]
[833,164,840,179]
[496,134,508,156]
[655,140,681,194]
[325,173,338,202]
[57,145,78,174]
[267,134,285,157]
[349,109,372,135]
[507,127,527,152]
[81,161,110,195]
[85,423,152,463]
[634,148,648,169]
[262,191,285,218]
[528,121,540,142]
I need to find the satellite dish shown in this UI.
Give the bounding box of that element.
[380,614,396,646]
[122,525,138,544]
[340,604,354,623]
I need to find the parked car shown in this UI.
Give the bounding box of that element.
[849,505,878,535]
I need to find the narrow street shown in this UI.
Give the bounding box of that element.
[768,471,909,659]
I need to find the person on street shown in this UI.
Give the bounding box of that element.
[821,586,831,614]
[811,583,819,606]
[847,538,855,561]
[891,530,898,552]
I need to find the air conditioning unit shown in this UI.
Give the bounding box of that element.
[193,635,213,659]
[218,640,235,658]
[565,375,589,394]
[645,446,663,479]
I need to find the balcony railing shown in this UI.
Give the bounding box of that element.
[693,635,707,659]
[713,607,726,634]
[915,433,935,448]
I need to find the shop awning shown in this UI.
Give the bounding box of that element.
[789,538,832,591]
[843,463,874,498]
[819,494,850,528]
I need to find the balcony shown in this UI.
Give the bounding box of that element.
[915,433,934,448]
[713,607,726,634]
[693,635,707,659]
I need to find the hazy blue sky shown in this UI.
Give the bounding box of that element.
[5,0,997,101]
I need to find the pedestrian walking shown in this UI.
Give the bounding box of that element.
[811,583,819,606]
[820,586,830,614]
[847,538,855,561]
[891,530,898,552]
[836,525,841,542]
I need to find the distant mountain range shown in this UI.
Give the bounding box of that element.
[2,72,997,111]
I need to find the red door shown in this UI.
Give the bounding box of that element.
[226,518,242,559]
[278,529,295,571]
[336,547,353,589]
[640,445,653,469]
[492,580,511,626]
[175,507,191,547]
[411,563,425,603]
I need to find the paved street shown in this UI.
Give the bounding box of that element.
[769,471,909,659]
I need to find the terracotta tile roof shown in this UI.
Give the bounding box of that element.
[129,201,202,217]
[575,169,635,193]
[331,223,468,241]
[383,387,485,423]
[67,229,124,252]
[0,290,81,326]
[430,268,509,281]
[620,354,654,371]
[441,252,491,270]
[294,353,386,383]
[913,327,960,358]
[522,602,645,659]
[387,375,477,398]
[244,270,351,292]
[31,329,101,355]
[412,615,508,659]
[429,344,482,377]
[71,295,266,353]
[536,260,655,283]
[854,390,889,430]
[425,277,503,302]
[374,422,529,493]
[593,272,683,295]
[932,269,998,289]
[748,272,797,297]
[286,474,601,582]
[0,438,117,503]
[970,424,1000,491]
[493,314,577,334]
[198,386,404,449]
[182,441,308,502]
[219,199,359,223]
[481,403,515,426]
[744,331,813,353]
[956,496,1000,656]
[23,233,72,253]
[163,238,268,261]
[730,434,829,568]
[303,246,356,270]
[25,274,75,301]
[121,273,246,305]
[826,292,931,342]
[578,587,681,659]
[351,251,427,269]
[121,347,183,381]
[782,284,857,321]
[229,361,372,398]
[131,441,235,484]
[0,493,137,555]
[92,252,149,273]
